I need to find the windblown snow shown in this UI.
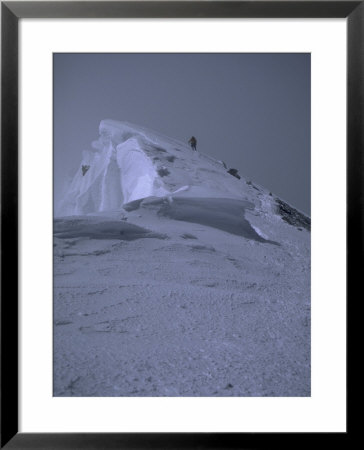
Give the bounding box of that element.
[56,119,271,216]
[54,120,311,397]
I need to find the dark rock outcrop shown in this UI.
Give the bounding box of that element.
[276,199,310,231]
[227,168,241,179]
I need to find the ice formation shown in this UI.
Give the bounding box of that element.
[56,119,310,235]
[56,120,257,216]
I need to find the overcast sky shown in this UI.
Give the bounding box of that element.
[54,53,310,214]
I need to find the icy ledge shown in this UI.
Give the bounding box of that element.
[56,120,263,217]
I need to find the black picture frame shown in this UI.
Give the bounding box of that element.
[1,1,358,448]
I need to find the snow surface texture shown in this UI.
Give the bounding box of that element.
[54,120,310,396]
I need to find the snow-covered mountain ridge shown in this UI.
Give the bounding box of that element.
[53,120,310,396]
[56,120,310,233]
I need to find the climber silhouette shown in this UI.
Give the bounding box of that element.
[188,136,197,151]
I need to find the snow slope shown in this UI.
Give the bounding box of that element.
[54,120,311,397]
[56,120,276,216]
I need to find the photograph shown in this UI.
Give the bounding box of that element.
[53,53,311,397]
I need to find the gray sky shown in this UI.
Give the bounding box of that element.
[54,53,310,214]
